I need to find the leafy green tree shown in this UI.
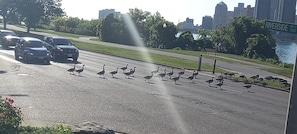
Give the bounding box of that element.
[197,29,213,49]
[52,17,66,32]
[76,19,101,36]
[0,0,17,29]
[40,0,65,25]
[15,0,64,33]
[245,34,278,60]
[174,31,195,50]
[100,13,122,43]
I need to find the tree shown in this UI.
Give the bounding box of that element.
[15,0,64,33]
[245,34,278,60]
[40,0,65,25]
[197,29,213,49]
[0,0,17,29]
[174,31,195,50]
[100,13,121,43]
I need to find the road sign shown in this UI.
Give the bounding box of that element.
[264,20,297,34]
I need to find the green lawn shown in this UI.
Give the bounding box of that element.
[72,40,226,73]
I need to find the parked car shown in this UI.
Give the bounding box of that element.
[0,30,20,49]
[15,37,51,64]
[43,36,79,62]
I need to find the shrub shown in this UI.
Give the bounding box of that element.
[0,96,22,133]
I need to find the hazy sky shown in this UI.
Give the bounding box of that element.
[61,0,257,25]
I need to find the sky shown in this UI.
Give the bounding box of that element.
[60,0,257,25]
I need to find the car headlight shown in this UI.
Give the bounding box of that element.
[57,47,63,52]
[75,49,79,53]
[46,51,51,56]
[28,52,34,56]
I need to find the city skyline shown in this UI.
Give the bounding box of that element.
[61,0,259,25]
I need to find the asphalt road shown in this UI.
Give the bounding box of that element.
[0,47,289,134]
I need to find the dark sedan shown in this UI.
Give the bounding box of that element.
[43,36,79,62]
[0,30,20,49]
[15,37,51,64]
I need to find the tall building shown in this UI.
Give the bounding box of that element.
[246,5,255,17]
[234,3,247,17]
[227,11,234,24]
[277,0,296,23]
[254,0,279,20]
[179,17,194,30]
[213,2,228,29]
[201,16,213,30]
[99,9,115,19]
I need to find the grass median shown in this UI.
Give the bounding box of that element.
[72,40,226,73]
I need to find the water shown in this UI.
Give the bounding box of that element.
[177,32,296,64]
[275,42,297,64]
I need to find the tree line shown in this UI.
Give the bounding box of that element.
[0,1,278,62]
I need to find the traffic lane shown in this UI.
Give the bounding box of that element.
[0,50,289,133]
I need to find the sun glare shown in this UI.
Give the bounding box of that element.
[122,14,189,133]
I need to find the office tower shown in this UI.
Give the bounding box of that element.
[246,5,255,17]
[202,16,213,30]
[234,3,247,17]
[213,2,228,29]
[254,0,277,20]
[277,0,296,23]
[99,9,115,19]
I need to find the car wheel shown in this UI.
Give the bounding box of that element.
[45,60,50,64]
[73,57,78,62]
[2,43,7,49]
[14,50,19,60]
[23,54,28,63]
[52,52,57,61]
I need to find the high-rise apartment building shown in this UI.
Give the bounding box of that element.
[277,0,296,23]
[201,16,213,30]
[99,9,115,19]
[254,0,275,20]
[254,0,296,22]
[234,3,247,17]
[213,2,228,29]
[246,5,255,17]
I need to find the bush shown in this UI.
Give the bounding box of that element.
[0,96,22,133]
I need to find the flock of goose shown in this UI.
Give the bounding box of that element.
[66,63,259,91]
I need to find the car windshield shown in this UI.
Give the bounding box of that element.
[53,38,72,46]
[1,31,17,36]
[24,41,44,48]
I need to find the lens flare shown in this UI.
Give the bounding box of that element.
[122,14,189,133]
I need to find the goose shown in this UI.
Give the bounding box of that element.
[187,74,194,83]
[97,64,106,77]
[166,67,174,79]
[216,82,223,89]
[120,64,128,71]
[250,74,259,80]
[157,69,166,80]
[216,75,224,83]
[144,72,153,82]
[67,63,76,74]
[178,68,185,76]
[243,84,252,90]
[239,75,246,79]
[75,64,85,75]
[110,67,118,77]
[151,66,159,75]
[129,67,136,77]
[124,69,133,78]
[193,70,199,79]
[172,74,181,84]
[205,77,214,86]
